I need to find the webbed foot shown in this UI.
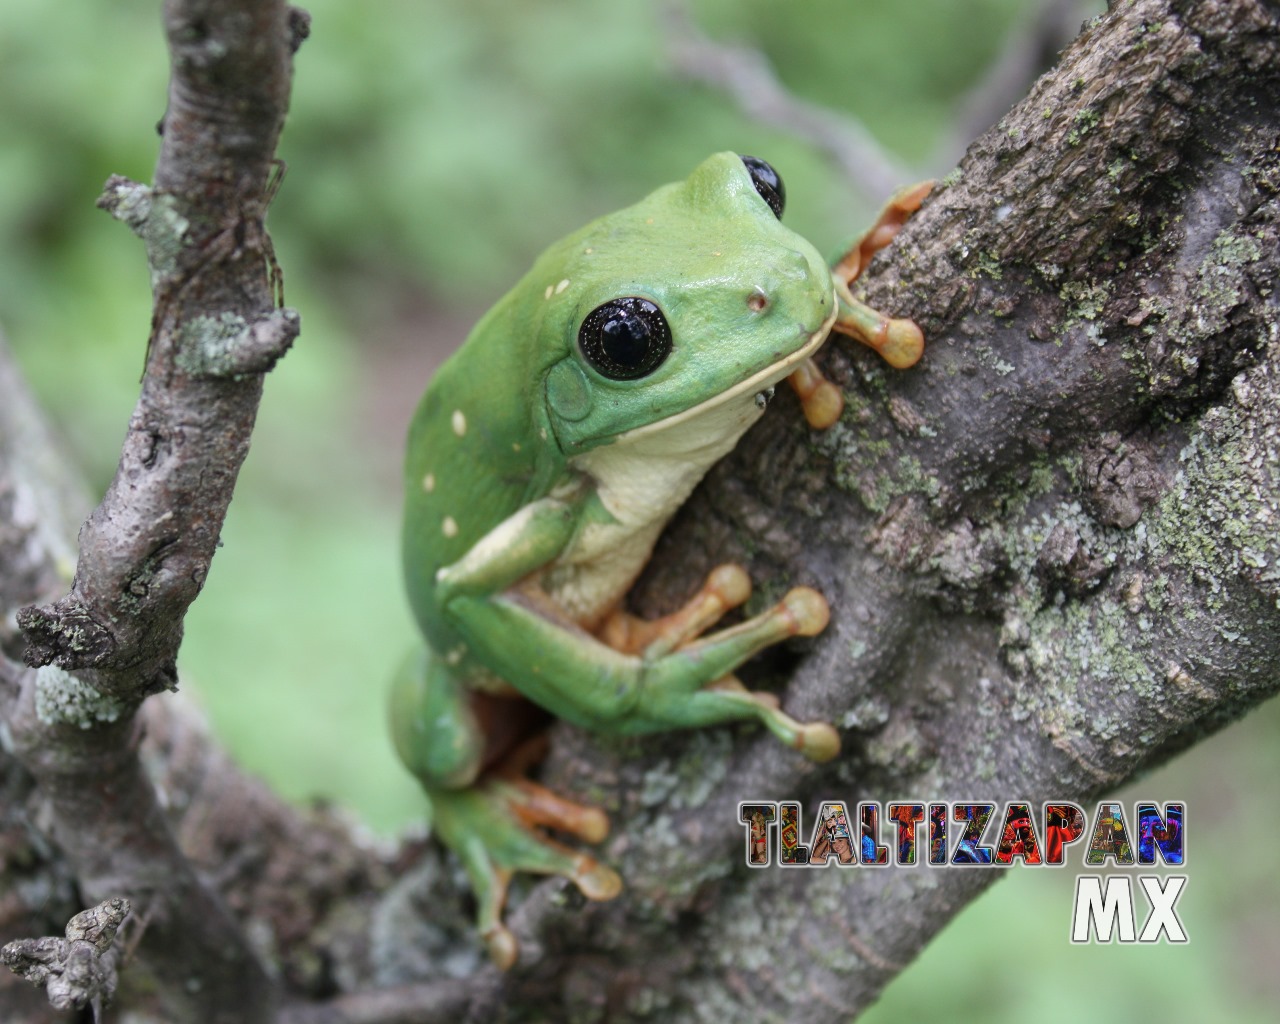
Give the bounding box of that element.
[431,768,621,970]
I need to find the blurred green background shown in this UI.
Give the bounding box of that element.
[3,0,1276,1018]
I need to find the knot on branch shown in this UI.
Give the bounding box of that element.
[176,307,301,379]
[96,175,152,237]
[97,178,192,291]
[288,7,311,53]
[2,897,130,1015]
[18,599,115,671]
[1081,432,1164,529]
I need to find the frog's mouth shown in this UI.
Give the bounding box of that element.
[610,296,838,444]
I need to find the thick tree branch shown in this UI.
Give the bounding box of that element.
[939,0,1100,166]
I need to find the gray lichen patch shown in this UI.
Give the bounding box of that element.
[1191,228,1263,334]
[97,177,192,285]
[1149,365,1280,601]
[34,665,125,730]
[176,312,252,378]
[97,176,153,236]
[141,192,191,286]
[1059,278,1111,330]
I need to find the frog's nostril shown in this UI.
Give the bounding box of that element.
[747,289,769,313]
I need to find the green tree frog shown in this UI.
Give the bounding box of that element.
[390,152,929,967]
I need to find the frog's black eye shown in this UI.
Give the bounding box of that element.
[739,155,785,219]
[578,297,672,381]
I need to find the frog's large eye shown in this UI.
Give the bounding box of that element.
[578,297,672,381]
[739,155,785,219]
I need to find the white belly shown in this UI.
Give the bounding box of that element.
[543,387,768,627]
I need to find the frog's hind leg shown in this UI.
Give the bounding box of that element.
[682,677,840,763]
[391,649,620,970]
[433,776,621,969]
[389,646,485,790]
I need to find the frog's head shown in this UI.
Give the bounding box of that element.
[527,152,836,455]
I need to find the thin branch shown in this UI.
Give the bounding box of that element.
[2,898,130,1019]
[2,1,308,1021]
[0,332,87,661]
[936,0,1099,167]
[15,3,305,702]
[662,1,907,198]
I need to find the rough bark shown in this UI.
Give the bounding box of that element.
[565,0,1280,1016]
[1,0,1277,1022]
[2,0,305,1020]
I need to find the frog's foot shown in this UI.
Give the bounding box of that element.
[787,356,845,429]
[433,778,622,970]
[832,281,925,370]
[638,586,841,762]
[825,180,931,370]
[832,180,934,285]
[704,676,840,762]
[598,564,752,657]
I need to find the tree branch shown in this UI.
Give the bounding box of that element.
[662,1,908,198]
[2,1,307,1020]
[16,1,304,701]
[937,0,1099,166]
[2,898,130,1017]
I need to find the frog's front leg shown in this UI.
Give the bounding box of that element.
[595,564,838,755]
[786,179,935,424]
[831,179,934,287]
[440,569,840,760]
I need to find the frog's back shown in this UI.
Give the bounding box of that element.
[402,291,566,649]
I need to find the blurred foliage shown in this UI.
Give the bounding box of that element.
[3,0,1276,1017]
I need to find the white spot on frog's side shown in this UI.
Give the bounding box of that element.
[554,278,570,295]
[451,410,467,437]
[539,427,548,440]
[512,442,522,452]
[445,646,466,666]
[544,284,554,300]
[422,473,436,493]
[442,516,459,538]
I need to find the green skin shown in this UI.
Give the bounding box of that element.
[390,152,842,964]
